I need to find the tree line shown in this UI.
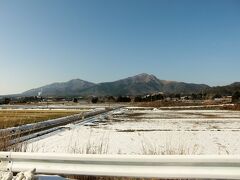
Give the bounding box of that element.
[1,91,240,105]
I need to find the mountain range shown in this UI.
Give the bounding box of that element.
[205,82,240,96]
[22,73,214,97]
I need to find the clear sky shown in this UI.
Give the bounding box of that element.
[0,0,240,95]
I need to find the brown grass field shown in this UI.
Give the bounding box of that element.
[221,103,240,111]
[0,109,85,129]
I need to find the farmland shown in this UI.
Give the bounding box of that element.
[23,106,240,155]
[0,109,86,129]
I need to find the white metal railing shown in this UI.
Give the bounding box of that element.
[0,107,116,148]
[1,152,240,179]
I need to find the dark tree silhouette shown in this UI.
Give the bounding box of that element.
[232,91,240,103]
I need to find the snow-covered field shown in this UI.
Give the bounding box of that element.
[24,108,240,155]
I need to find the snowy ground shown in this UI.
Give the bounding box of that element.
[24,107,240,155]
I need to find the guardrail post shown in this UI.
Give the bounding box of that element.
[0,152,12,172]
[0,152,13,180]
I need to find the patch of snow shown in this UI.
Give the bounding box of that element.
[84,122,98,126]
[24,108,240,155]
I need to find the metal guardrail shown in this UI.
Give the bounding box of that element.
[1,152,240,179]
[0,107,115,148]
[0,108,109,137]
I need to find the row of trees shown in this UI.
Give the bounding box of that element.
[1,91,240,105]
[89,96,131,103]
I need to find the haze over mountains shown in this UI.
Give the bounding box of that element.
[22,73,212,97]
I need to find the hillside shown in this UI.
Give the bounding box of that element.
[22,79,95,97]
[79,74,164,96]
[79,73,209,96]
[21,73,210,97]
[206,82,240,96]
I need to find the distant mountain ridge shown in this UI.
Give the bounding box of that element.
[205,82,240,96]
[22,73,211,97]
[79,73,209,96]
[22,79,95,96]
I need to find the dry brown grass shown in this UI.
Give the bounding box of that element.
[221,104,240,111]
[132,99,228,108]
[65,135,194,180]
[0,109,85,129]
[133,101,203,108]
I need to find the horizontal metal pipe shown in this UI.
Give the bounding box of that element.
[1,152,240,179]
[0,108,114,148]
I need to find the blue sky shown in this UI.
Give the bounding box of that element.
[0,0,240,95]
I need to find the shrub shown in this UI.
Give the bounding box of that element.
[232,91,240,103]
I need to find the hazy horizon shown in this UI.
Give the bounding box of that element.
[1,0,240,95]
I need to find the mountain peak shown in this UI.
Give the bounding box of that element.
[130,73,158,82]
[136,73,150,76]
[135,73,154,77]
[22,79,95,96]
